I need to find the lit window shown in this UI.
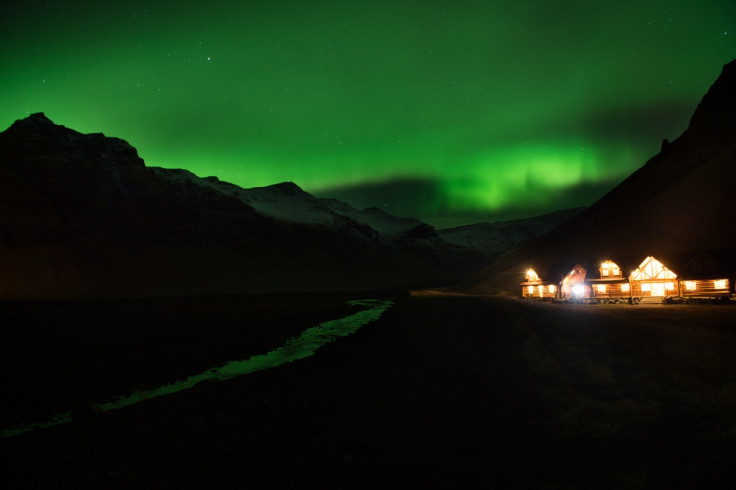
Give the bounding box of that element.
[596,284,606,293]
[526,269,540,282]
[685,281,696,291]
[548,285,556,293]
[621,283,630,292]
[666,282,675,291]
[527,286,534,294]
[599,260,622,277]
[642,283,651,292]
[537,285,544,295]
[714,279,727,290]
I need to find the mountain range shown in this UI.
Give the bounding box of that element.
[0,115,574,298]
[8,54,730,300]
[463,58,736,293]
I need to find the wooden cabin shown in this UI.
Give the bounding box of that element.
[559,264,590,299]
[629,256,679,298]
[587,259,631,299]
[520,252,734,303]
[520,268,557,299]
[678,251,731,298]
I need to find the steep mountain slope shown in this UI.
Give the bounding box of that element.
[465,59,736,292]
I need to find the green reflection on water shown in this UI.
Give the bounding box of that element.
[2,298,393,438]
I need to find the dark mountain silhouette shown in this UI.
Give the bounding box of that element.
[463,58,736,293]
[0,114,568,298]
[0,114,445,297]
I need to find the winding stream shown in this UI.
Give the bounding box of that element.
[2,298,393,438]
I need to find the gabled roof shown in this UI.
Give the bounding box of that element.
[578,256,641,281]
[649,250,736,279]
[561,264,587,284]
[630,256,677,281]
[521,262,573,285]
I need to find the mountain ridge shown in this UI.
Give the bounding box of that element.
[0,115,573,298]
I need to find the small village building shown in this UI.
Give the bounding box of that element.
[559,264,589,299]
[519,253,734,303]
[520,268,557,299]
[588,260,631,299]
[629,256,679,298]
[678,251,731,298]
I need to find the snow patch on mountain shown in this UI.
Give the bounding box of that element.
[151,167,580,255]
[319,199,426,236]
[150,168,429,237]
[438,208,583,256]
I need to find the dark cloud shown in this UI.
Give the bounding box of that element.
[541,99,696,151]
[582,99,697,143]
[312,178,444,219]
[313,176,623,229]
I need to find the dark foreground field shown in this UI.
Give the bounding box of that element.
[2,293,736,488]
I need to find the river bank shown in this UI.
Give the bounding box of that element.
[0,292,386,430]
[3,293,736,488]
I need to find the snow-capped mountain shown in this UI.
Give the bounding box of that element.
[150,168,435,240]
[438,208,582,257]
[150,165,571,252]
[0,113,577,298]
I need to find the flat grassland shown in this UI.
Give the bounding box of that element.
[3,293,736,489]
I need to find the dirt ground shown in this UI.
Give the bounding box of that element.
[2,293,736,489]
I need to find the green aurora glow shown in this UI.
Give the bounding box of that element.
[2,1,734,227]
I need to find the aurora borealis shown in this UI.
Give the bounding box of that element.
[2,1,734,227]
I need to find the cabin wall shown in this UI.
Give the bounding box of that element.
[630,280,680,297]
[590,282,630,298]
[680,278,730,297]
[522,283,557,298]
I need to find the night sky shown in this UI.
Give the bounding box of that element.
[2,1,734,228]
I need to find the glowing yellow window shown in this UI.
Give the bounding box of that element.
[666,282,675,291]
[601,268,609,277]
[613,267,620,276]
[621,283,630,292]
[537,285,544,295]
[527,286,534,294]
[641,283,651,292]
[685,281,696,291]
[596,284,606,293]
[714,279,727,290]
[548,285,556,294]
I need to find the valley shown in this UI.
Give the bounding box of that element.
[3,293,736,488]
